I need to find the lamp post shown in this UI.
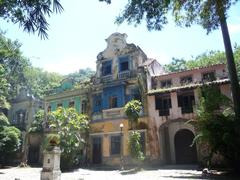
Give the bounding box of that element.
[120,123,124,170]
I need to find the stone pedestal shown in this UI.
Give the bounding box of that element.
[41,146,61,180]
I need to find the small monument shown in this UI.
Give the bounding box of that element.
[41,146,61,180]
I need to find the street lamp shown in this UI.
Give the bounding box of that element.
[120,123,124,170]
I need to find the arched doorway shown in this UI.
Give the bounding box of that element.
[174,129,197,164]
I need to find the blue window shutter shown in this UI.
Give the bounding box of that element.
[102,85,125,109]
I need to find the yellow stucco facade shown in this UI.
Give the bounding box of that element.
[90,116,149,165]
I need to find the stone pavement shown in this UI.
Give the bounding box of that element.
[0,165,237,180]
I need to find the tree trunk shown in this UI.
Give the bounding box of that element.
[216,1,240,121]
[216,2,240,170]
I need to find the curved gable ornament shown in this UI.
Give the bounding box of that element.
[96,33,128,61]
[106,32,127,50]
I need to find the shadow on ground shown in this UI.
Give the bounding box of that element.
[120,168,142,175]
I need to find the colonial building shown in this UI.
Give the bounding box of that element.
[147,63,231,164]
[8,88,43,164]
[44,78,89,114]
[89,33,165,165]
[44,32,165,166]
[44,32,232,166]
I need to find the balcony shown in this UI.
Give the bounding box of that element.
[92,112,103,121]
[101,75,113,83]
[102,107,125,119]
[118,71,130,79]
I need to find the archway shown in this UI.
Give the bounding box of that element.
[174,129,197,164]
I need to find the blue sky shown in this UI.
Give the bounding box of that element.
[1,0,240,75]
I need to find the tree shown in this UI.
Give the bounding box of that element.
[0,112,21,165]
[0,64,9,111]
[0,32,30,98]
[164,58,187,72]
[124,100,142,130]
[28,110,44,133]
[1,32,63,98]
[185,50,226,69]
[24,66,63,98]
[100,0,240,122]
[0,46,21,166]
[47,107,89,169]
[0,0,63,39]
[165,46,240,75]
[191,85,239,169]
[234,46,240,78]
[66,68,95,83]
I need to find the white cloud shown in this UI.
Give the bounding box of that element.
[42,56,96,75]
[228,24,240,34]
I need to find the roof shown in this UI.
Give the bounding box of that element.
[153,63,226,78]
[147,78,230,95]
[139,58,155,67]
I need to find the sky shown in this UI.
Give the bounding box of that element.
[1,0,240,75]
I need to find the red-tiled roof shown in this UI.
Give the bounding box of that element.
[153,63,226,78]
[147,78,230,95]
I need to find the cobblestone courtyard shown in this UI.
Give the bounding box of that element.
[0,165,238,180]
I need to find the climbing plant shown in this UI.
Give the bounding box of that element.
[124,100,142,130]
[128,131,145,162]
[124,100,145,163]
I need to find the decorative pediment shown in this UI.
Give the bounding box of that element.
[97,32,128,61]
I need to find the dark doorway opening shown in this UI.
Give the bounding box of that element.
[92,136,102,164]
[28,145,39,164]
[174,129,197,164]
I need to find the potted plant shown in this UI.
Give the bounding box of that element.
[44,133,60,151]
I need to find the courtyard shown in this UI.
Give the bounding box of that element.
[0,165,238,180]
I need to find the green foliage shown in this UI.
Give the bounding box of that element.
[0,32,63,99]
[47,107,89,169]
[124,100,142,129]
[0,113,21,164]
[185,50,226,69]
[66,68,95,83]
[28,110,44,133]
[43,133,60,150]
[0,32,30,98]
[24,66,63,98]
[0,113,9,127]
[0,64,10,110]
[234,46,240,78]
[100,0,238,33]
[128,131,145,162]
[100,0,240,124]
[191,85,240,167]
[0,0,63,39]
[164,58,187,72]
[165,47,240,76]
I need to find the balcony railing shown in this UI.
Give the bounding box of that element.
[101,75,113,83]
[102,107,125,119]
[118,71,130,79]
